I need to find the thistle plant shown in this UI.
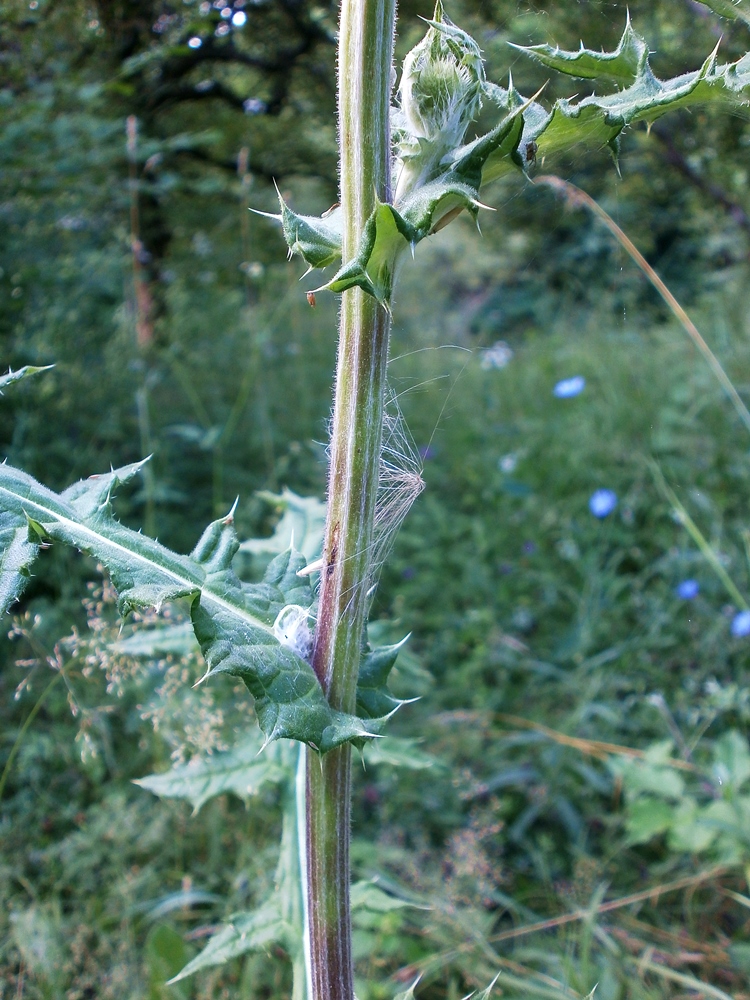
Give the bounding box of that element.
[1,3,750,999]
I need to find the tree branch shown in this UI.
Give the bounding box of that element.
[651,122,750,240]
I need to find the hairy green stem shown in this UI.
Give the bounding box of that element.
[305,1,396,999]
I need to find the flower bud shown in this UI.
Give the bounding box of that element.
[395,2,485,201]
[399,1,484,143]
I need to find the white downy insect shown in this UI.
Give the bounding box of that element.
[273,604,314,662]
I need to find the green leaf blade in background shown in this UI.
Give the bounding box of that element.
[134,733,288,813]
[0,365,54,394]
[239,489,327,564]
[166,902,290,985]
[695,0,750,24]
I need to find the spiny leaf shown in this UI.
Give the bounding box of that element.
[0,463,403,753]
[509,17,649,85]
[255,195,342,271]
[513,25,750,133]
[394,978,422,1000]
[0,365,54,394]
[469,974,500,1000]
[166,881,415,983]
[555,45,744,123]
[272,7,526,306]
[167,902,290,984]
[0,512,40,619]
[134,733,288,813]
[357,638,413,719]
[166,742,304,985]
[321,201,413,305]
[268,14,750,307]
[319,106,523,305]
[494,28,750,176]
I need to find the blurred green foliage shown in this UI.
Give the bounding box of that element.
[2,0,750,997]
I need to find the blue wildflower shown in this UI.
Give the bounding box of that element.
[676,579,699,600]
[589,488,617,518]
[553,375,586,398]
[731,610,750,637]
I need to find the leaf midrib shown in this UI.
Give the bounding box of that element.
[0,485,275,637]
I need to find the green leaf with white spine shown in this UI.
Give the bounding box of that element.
[166,747,426,989]
[0,462,403,754]
[140,729,428,984]
[394,980,421,1000]
[166,881,414,983]
[482,79,552,177]
[169,902,290,984]
[471,974,501,1000]
[0,511,39,618]
[321,201,413,305]
[273,6,528,305]
[695,0,750,25]
[555,45,743,121]
[138,732,432,825]
[0,365,54,394]
[134,733,288,813]
[318,107,524,304]
[440,110,525,192]
[509,17,649,85]
[255,195,342,271]
[401,975,499,1000]
[513,27,750,139]
[356,639,412,720]
[489,29,750,176]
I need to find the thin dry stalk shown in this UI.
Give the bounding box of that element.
[494,713,700,772]
[535,174,750,437]
[489,866,727,945]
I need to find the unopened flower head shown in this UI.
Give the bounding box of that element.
[589,488,617,518]
[395,1,484,200]
[553,375,585,398]
[399,2,484,142]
